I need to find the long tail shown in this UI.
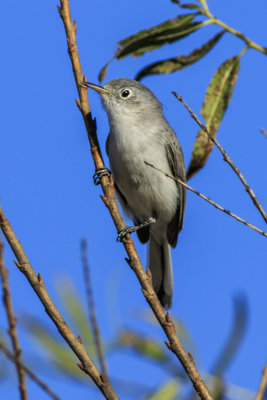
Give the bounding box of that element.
[147,234,173,308]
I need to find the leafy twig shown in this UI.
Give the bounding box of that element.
[198,2,267,55]
[57,1,213,399]
[0,206,119,400]
[255,365,267,400]
[172,91,267,224]
[0,343,61,400]
[0,235,28,400]
[144,162,267,239]
[81,239,108,378]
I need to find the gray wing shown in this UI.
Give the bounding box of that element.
[106,134,150,244]
[166,135,186,248]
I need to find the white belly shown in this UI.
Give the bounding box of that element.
[108,124,178,235]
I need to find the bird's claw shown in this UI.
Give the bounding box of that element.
[116,218,156,242]
[116,226,136,242]
[93,168,111,185]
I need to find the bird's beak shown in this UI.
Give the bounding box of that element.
[81,81,112,96]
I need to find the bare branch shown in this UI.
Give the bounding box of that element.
[0,343,61,400]
[255,365,267,400]
[145,162,267,239]
[0,206,119,400]
[57,1,213,399]
[172,91,267,224]
[0,235,28,400]
[80,239,108,378]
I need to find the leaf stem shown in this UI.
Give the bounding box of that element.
[200,7,267,55]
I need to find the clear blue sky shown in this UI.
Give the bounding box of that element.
[0,1,266,399]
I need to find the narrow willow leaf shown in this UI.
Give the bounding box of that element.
[171,0,201,9]
[117,330,168,361]
[116,14,203,59]
[174,1,202,10]
[187,56,240,180]
[98,57,115,83]
[145,380,180,400]
[211,295,248,376]
[136,30,225,80]
[56,279,96,356]
[25,317,82,377]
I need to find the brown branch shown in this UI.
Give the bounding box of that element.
[255,365,267,400]
[0,207,119,400]
[80,239,108,377]
[0,235,28,400]
[172,91,267,224]
[0,343,61,400]
[145,162,267,239]
[57,1,213,399]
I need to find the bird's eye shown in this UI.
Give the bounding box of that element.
[121,89,131,98]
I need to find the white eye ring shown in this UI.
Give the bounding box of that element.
[120,89,131,99]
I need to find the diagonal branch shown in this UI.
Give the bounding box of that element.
[0,206,119,400]
[172,92,267,224]
[255,365,267,400]
[145,162,267,239]
[0,235,28,400]
[0,343,61,400]
[81,239,108,378]
[57,1,213,399]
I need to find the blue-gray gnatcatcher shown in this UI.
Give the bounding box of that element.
[82,78,186,308]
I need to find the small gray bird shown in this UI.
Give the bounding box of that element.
[83,78,186,308]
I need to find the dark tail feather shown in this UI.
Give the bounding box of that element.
[147,235,173,308]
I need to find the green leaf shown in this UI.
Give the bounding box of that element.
[116,14,203,59]
[25,317,83,377]
[187,56,240,180]
[145,380,180,400]
[117,330,168,362]
[171,0,202,10]
[56,278,96,356]
[136,30,225,80]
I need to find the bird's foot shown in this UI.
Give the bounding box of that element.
[93,168,111,185]
[117,217,156,242]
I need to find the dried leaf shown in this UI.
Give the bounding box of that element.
[187,56,240,180]
[136,30,225,80]
[116,14,203,59]
[98,57,115,83]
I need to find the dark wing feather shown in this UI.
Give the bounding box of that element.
[166,140,186,248]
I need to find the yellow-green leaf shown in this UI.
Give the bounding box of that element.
[117,330,168,362]
[136,31,225,80]
[145,380,180,400]
[187,56,240,180]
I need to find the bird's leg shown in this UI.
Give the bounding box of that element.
[117,217,156,242]
[93,168,111,185]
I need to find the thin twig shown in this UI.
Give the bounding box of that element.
[145,162,267,239]
[172,91,267,224]
[0,206,119,400]
[57,1,213,399]
[255,365,267,400]
[81,239,108,378]
[0,235,28,400]
[0,343,61,400]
